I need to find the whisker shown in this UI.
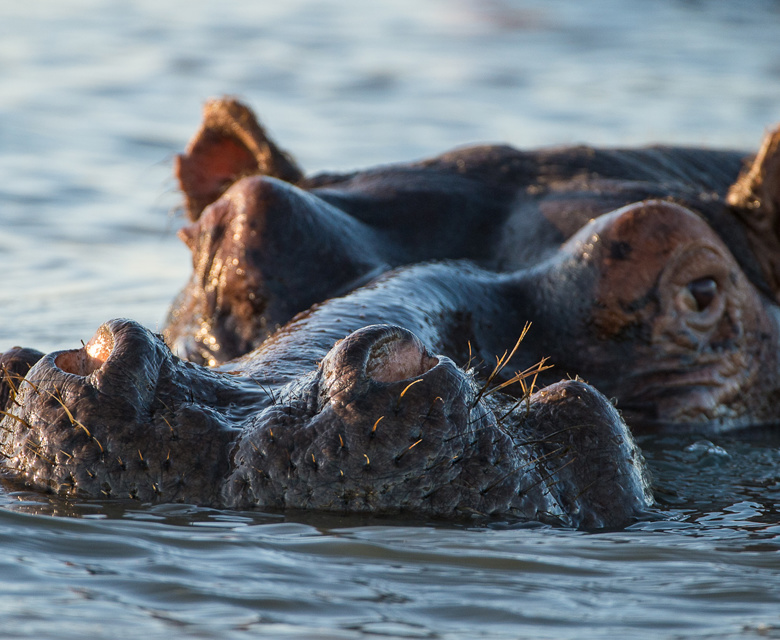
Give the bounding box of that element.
[484,359,553,398]
[511,424,586,449]
[45,389,92,438]
[472,323,532,407]
[0,409,33,431]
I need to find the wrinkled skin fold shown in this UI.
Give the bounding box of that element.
[4,98,780,527]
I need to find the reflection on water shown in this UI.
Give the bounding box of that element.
[2,0,780,638]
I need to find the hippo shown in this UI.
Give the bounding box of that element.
[2,100,778,527]
[166,99,780,433]
[0,311,651,528]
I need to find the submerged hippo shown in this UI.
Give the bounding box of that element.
[0,313,651,528]
[2,100,778,527]
[167,99,780,433]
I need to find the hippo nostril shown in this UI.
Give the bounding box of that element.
[365,335,439,383]
[321,325,442,395]
[54,325,114,377]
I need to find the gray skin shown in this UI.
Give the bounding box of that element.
[166,100,780,434]
[0,310,652,529]
[4,100,780,524]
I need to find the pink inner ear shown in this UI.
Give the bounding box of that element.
[193,136,256,185]
[366,339,439,383]
[176,134,259,220]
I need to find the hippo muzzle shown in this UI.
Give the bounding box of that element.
[1,320,652,529]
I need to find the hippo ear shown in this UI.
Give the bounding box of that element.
[727,126,780,299]
[175,98,304,221]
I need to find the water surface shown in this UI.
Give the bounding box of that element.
[1,1,780,638]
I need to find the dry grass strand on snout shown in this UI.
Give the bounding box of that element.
[472,323,553,409]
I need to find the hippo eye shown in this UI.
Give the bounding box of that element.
[687,277,718,312]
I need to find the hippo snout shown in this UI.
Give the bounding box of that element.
[0,315,653,527]
[222,325,652,526]
[0,318,249,504]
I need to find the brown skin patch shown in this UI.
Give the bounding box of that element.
[590,201,732,340]
[578,200,776,429]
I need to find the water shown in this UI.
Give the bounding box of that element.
[1,1,780,638]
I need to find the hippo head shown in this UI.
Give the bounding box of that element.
[0,319,652,529]
[516,199,780,433]
[159,100,780,436]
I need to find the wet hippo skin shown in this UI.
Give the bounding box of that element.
[3,98,780,525]
[0,314,652,528]
[167,100,780,434]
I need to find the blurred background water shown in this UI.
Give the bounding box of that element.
[1,1,780,638]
